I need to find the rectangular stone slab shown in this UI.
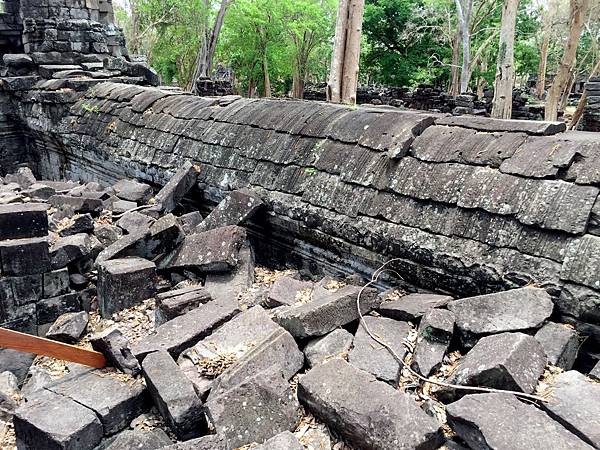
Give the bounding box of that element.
[0,203,48,240]
[0,237,50,276]
[132,297,240,360]
[435,115,567,135]
[298,359,443,449]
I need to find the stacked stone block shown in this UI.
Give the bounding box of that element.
[581,77,600,132]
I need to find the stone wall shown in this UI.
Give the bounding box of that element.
[4,80,600,356]
[582,78,600,132]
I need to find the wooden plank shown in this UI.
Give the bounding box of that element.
[0,328,107,369]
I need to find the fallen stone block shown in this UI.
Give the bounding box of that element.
[90,328,141,376]
[446,393,594,450]
[37,293,82,326]
[161,225,247,272]
[541,371,600,448]
[23,183,56,201]
[57,214,94,237]
[102,429,172,450]
[46,311,89,344]
[206,371,300,449]
[447,288,553,345]
[144,213,184,259]
[161,434,227,450]
[378,292,453,321]
[112,179,153,204]
[0,349,35,385]
[50,233,101,270]
[97,257,156,317]
[274,285,379,338]
[5,167,36,189]
[14,388,103,450]
[298,359,443,450]
[196,189,263,232]
[177,211,203,234]
[445,332,547,397]
[178,305,280,396]
[211,327,303,395]
[154,161,199,213]
[304,328,353,368]
[115,210,154,234]
[267,275,314,308]
[203,244,255,304]
[0,237,50,276]
[21,366,52,399]
[142,350,206,440]
[48,369,147,436]
[412,309,455,377]
[95,228,150,264]
[111,199,138,215]
[43,268,70,298]
[253,431,303,450]
[132,297,240,360]
[534,322,579,370]
[0,203,48,240]
[48,194,104,215]
[155,286,212,326]
[349,316,411,384]
[93,224,122,248]
[0,371,21,416]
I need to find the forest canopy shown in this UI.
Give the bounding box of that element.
[114,0,600,98]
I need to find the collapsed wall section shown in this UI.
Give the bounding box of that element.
[8,81,600,343]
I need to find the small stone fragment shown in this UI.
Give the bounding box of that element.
[349,316,411,384]
[412,309,455,377]
[46,311,89,343]
[378,292,453,321]
[253,431,303,450]
[142,350,207,440]
[534,322,579,370]
[298,359,443,450]
[304,328,353,368]
[0,371,20,416]
[445,332,547,397]
[93,223,123,247]
[446,393,594,450]
[97,257,156,317]
[90,327,141,376]
[196,189,263,232]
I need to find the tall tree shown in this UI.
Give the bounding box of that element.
[454,0,472,92]
[545,0,590,121]
[329,0,366,104]
[491,0,520,118]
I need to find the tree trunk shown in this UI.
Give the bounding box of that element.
[130,2,141,54]
[263,55,271,98]
[491,0,520,119]
[203,0,230,77]
[340,0,365,104]
[455,0,472,93]
[536,32,550,99]
[545,0,590,121]
[569,58,600,129]
[450,28,462,96]
[328,0,350,103]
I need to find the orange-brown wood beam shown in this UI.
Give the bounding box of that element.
[0,328,107,369]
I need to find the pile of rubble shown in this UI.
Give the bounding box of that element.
[0,164,599,450]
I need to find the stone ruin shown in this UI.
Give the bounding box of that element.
[583,77,600,132]
[0,2,598,450]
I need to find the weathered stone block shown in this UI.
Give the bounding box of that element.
[349,316,411,384]
[534,322,579,370]
[112,179,153,204]
[0,275,43,307]
[46,311,89,344]
[304,328,353,368]
[196,189,263,232]
[0,237,50,276]
[142,350,206,440]
[378,292,452,321]
[50,233,101,270]
[0,203,48,240]
[298,359,443,450]
[446,393,594,450]
[97,257,156,317]
[14,388,103,450]
[48,369,147,436]
[412,309,455,377]
[154,161,199,213]
[90,327,140,376]
[102,429,172,450]
[43,268,70,298]
[274,285,379,338]
[155,286,211,326]
[37,293,82,326]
